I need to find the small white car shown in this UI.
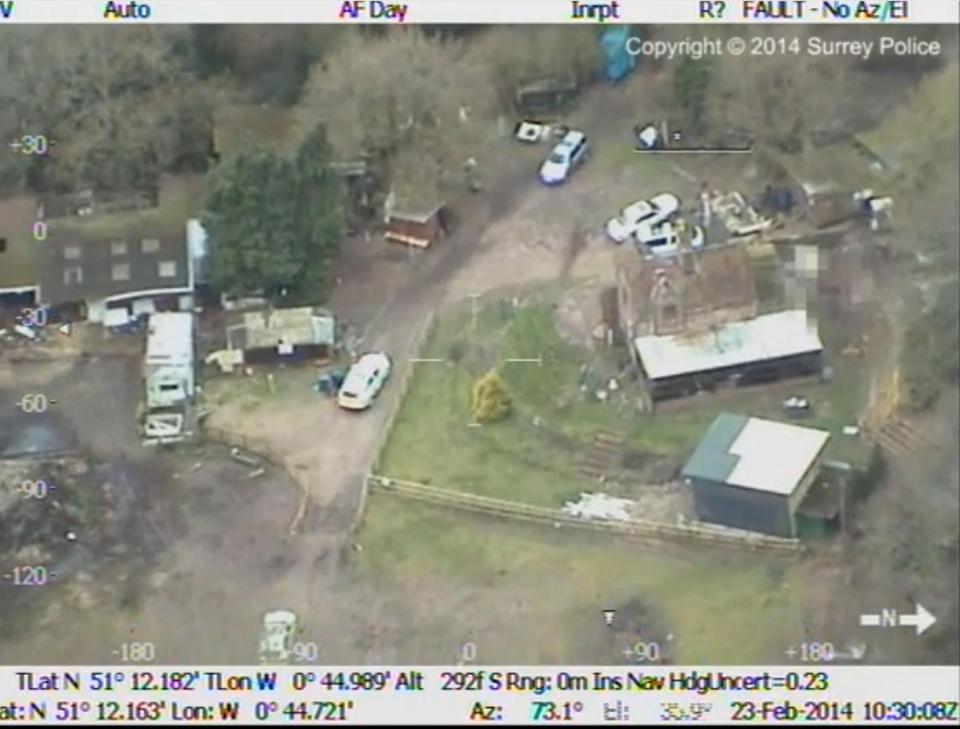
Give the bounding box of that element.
[539,130,589,185]
[635,220,705,257]
[259,609,298,665]
[337,352,391,410]
[605,192,680,244]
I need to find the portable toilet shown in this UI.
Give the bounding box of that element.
[600,26,636,83]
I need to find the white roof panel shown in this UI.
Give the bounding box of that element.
[146,312,194,364]
[726,417,830,495]
[634,310,823,381]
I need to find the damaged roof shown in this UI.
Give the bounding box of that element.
[634,309,824,381]
[615,242,758,324]
[229,306,335,350]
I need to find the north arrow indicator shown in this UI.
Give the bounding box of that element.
[898,603,937,636]
[859,603,937,636]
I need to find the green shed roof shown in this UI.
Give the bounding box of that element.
[680,412,748,484]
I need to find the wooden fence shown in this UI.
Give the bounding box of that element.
[352,311,438,533]
[367,474,804,555]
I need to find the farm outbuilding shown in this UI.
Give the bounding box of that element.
[225,306,336,366]
[633,309,824,402]
[762,145,883,230]
[38,228,195,325]
[384,205,451,249]
[681,413,831,538]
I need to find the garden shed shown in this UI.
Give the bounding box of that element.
[681,413,831,538]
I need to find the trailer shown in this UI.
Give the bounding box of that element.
[142,312,196,445]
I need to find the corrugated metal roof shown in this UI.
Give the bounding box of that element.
[634,309,823,381]
[683,413,831,496]
[726,418,830,495]
[237,307,335,349]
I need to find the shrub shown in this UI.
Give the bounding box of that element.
[471,370,512,424]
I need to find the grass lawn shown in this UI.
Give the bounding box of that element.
[355,494,807,664]
[378,292,871,507]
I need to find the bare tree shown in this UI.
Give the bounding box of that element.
[706,32,844,153]
[300,29,496,209]
[3,27,207,193]
[467,27,601,106]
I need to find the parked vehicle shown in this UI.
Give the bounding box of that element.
[514,74,579,116]
[635,220,705,256]
[258,609,298,665]
[539,130,589,185]
[782,395,812,417]
[513,120,569,144]
[634,122,664,150]
[337,352,392,410]
[605,192,680,243]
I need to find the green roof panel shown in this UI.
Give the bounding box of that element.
[681,412,749,484]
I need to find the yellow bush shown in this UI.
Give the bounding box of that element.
[471,370,511,424]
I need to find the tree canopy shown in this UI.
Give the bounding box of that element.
[203,125,344,303]
[0,27,213,195]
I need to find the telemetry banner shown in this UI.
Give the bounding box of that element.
[1,666,958,724]
[0,0,957,24]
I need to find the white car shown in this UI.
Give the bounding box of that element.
[259,609,298,665]
[337,352,391,410]
[539,130,589,185]
[605,192,681,244]
[635,220,705,257]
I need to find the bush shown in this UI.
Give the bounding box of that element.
[900,282,959,412]
[471,370,512,424]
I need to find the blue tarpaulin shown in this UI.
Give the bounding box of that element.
[600,26,637,82]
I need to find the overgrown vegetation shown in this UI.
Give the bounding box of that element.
[888,66,960,410]
[0,28,213,195]
[902,283,960,412]
[671,56,714,136]
[298,27,600,210]
[0,25,600,216]
[188,26,338,106]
